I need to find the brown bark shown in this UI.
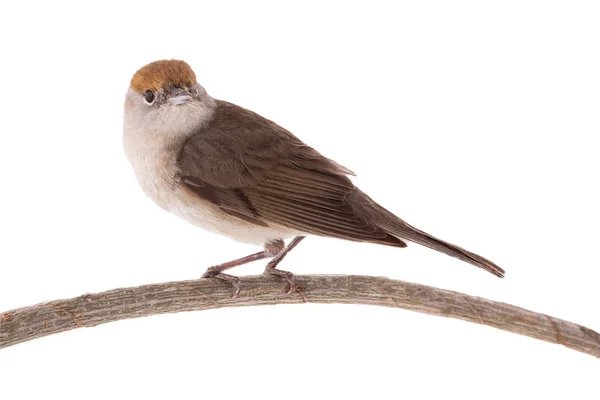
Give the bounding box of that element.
[1,275,599,357]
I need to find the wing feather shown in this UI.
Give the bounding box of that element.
[178,100,406,247]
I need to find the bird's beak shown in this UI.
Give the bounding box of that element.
[168,87,193,105]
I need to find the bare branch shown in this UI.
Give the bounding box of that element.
[1,275,599,357]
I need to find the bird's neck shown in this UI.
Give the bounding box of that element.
[123,95,217,194]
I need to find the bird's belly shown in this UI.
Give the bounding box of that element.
[128,150,301,246]
[138,176,299,245]
[167,187,300,245]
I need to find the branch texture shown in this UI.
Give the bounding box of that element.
[1,275,599,357]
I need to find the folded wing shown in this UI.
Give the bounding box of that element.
[178,100,406,247]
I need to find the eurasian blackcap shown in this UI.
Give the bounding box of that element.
[123,60,504,294]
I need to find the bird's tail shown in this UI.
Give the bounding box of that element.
[390,221,505,277]
[359,191,505,278]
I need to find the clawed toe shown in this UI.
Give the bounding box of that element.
[231,278,241,297]
[264,267,297,294]
[283,272,297,294]
[201,268,242,297]
[286,281,297,294]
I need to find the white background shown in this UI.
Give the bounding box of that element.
[1,1,599,398]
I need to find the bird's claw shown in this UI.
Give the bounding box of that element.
[231,277,241,297]
[264,266,296,294]
[201,267,241,297]
[285,273,297,294]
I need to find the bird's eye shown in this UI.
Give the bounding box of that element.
[144,90,156,104]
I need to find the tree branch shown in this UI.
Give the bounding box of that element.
[1,275,599,357]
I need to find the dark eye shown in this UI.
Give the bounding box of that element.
[144,90,156,104]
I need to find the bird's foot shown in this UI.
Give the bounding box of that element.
[201,268,241,297]
[263,263,297,294]
[261,236,305,294]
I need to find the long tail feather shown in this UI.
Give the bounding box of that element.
[391,222,505,277]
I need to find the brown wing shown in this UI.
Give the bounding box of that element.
[177,100,406,247]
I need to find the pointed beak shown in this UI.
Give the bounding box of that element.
[168,87,193,105]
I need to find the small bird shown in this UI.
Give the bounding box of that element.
[123,59,504,294]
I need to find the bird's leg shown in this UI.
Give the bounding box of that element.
[263,236,306,294]
[201,251,266,296]
[201,240,285,296]
[201,251,267,278]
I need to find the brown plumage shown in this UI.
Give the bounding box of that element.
[130,60,196,94]
[177,100,504,278]
[123,59,504,295]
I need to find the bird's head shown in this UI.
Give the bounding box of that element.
[124,60,216,139]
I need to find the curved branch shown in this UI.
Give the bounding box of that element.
[1,275,599,357]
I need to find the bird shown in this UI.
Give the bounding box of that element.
[123,59,504,295]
